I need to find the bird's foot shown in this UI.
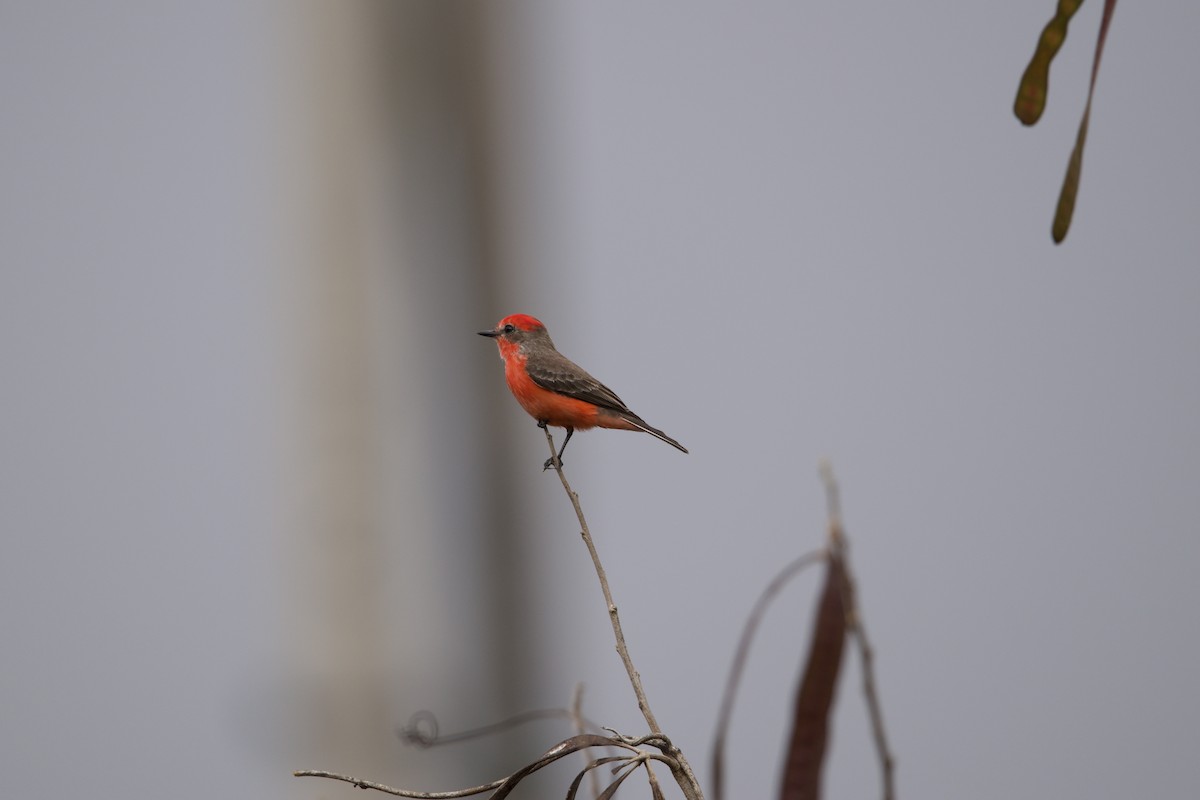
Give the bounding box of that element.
[543,455,563,472]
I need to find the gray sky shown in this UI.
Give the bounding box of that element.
[3,3,1198,800]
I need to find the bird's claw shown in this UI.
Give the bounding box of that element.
[543,455,562,471]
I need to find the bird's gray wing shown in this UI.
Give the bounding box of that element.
[525,351,632,415]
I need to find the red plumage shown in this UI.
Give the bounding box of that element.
[479,314,687,466]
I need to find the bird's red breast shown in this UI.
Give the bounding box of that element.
[500,345,604,429]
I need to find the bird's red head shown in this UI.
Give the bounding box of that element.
[497,314,544,332]
[477,314,551,357]
[478,313,545,339]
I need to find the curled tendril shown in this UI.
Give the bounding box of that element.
[397,710,439,748]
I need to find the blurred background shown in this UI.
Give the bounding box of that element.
[3,2,1198,799]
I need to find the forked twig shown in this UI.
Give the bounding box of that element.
[293,432,705,800]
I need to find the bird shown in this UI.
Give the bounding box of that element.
[478,313,688,469]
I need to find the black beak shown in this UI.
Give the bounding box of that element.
[478,328,500,338]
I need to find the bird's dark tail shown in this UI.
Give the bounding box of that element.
[623,414,688,454]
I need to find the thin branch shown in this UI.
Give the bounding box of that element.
[602,730,674,752]
[848,602,894,800]
[542,426,706,800]
[571,684,603,800]
[399,706,603,749]
[644,758,667,800]
[819,462,895,800]
[298,734,642,799]
[566,756,636,800]
[542,428,659,732]
[292,770,504,799]
[710,549,826,800]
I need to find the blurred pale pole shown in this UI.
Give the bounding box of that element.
[276,0,387,777]
[278,1,526,790]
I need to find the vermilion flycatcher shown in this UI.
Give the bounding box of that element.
[479,314,688,469]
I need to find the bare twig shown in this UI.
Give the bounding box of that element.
[542,428,659,732]
[710,549,826,800]
[399,706,602,749]
[292,770,504,799]
[848,601,894,800]
[299,733,648,798]
[644,758,667,800]
[542,426,705,800]
[571,684,603,800]
[819,462,895,800]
